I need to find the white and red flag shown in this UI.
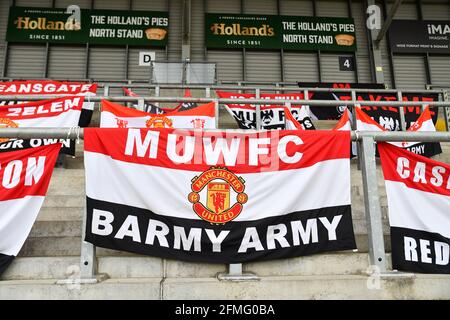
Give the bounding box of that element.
[216,90,313,130]
[356,106,441,157]
[0,96,84,154]
[100,100,216,129]
[0,143,61,276]
[379,142,450,274]
[83,128,355,263]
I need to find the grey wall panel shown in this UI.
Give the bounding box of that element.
[55,0,91,8]
[393,55,427,90]
[168,0,182,61]
[316,0,348,17]
[422,2,450,20]
[132,0,167,10]
[7,44,46,78]
[387,1,417,19]
[93,0,128,9]
[15,0,52,6]
[352,1,368,57]
[207,50,243,82]
[206,0,241,13]
[191,0,205,61]
[243,0,277,14]
[356,55,371,83]
[0,45,4,73]
[382,55,392,88]
[246,51,282,82]
[429,55,450,87]
[48,45,86,79]
[279,0,314,16]
[0,0,11,42]
[284,51,319,82]
[128,47,166,81]
[88,46,126,80]
[321,53,356,82]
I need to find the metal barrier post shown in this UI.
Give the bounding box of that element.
[443,90,450,131]
[155,86,160,107]
[351,90,362,170]
[214,99,219,129]
[397,91,406,131]
[359,135,387,273]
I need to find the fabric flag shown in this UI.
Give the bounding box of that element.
[355,106,442,157]
[0,80,97,127]
[84,128,356,263]
[333,108,352,131]
[100,100,216,129]
[284,107,303,130]
[216,90,313,130]
[0,143,61,277]
[123,87,198,113]
[0,96,84,155]
[333,108,356,157]
[378,143,450,274]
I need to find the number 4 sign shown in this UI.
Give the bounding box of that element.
[339,56,355,71]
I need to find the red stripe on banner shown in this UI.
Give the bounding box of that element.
[102,100,215,117]
[0,81,97,95]
[355,107,386,131]
[0,96,84,120]
[0,144,61,201]
[84,128,350,173]
[379,142,450,197]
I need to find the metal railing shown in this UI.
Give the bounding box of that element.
[0,127,449,282]
[0,93,449,282]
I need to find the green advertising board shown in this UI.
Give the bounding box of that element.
[6,6,169,46]
[205,13,357,52]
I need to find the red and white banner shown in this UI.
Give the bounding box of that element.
[84,128,355,263]
[356,106,441,157]
[123,87,198,114]
[379,143,450,274]
[0,96,84,153]
[0,143,61,276]
[0,80,97,129]
[216,90,314,130]
[100,100,216,129]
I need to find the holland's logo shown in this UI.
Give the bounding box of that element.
[188,167,248,224]
[0,118,18,143]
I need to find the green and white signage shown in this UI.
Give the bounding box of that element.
[6,6,169,46]
[206,13,356,52]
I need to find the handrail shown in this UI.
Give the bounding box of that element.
[0,77,444,94]
[0,128,449,142]
[0,95,448,107]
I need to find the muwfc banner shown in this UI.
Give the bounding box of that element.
[0,143,61,276]
[379,143,450,274]
[84,129,356,263]
[216,91,315,130]
[0,96,84,155]
[0,80,97,128]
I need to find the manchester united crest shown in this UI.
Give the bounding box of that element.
[0,118,18,143]
[146,115,173,128]
[188,167,248,224]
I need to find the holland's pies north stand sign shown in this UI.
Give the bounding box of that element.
[205,13,357,51]
[6,6,169,46]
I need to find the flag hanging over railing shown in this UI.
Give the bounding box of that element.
[84,128,355,263]
[379,143,450,274]
[0,143,61,277]
[100,100,216,129]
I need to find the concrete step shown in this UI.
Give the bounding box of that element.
[2,253,384,281]
[1,274,450,299]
